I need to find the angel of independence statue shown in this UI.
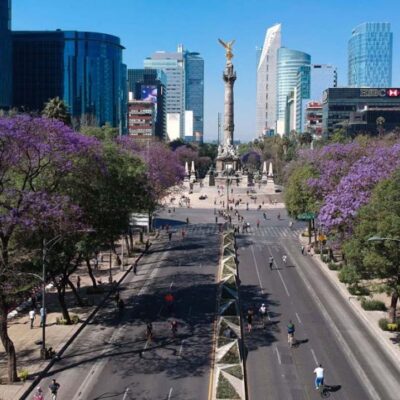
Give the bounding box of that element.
[218,38,235,62]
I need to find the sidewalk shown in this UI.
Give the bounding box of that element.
[299,234,400,364]
[0,236,152,400]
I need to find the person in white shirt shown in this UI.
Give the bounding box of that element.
[314,364,324,389]
[259,304,267,328]
[29,309,35,329]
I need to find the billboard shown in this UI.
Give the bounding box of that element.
[141,85,158,103]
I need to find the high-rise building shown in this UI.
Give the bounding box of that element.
[127,100,155,139]
[144,45,204,142]
[185,51,204,142]
[256,23,281,138]
[296,64,337,132]
[127,68,166,140]
[0,0,12,108]
[276,47,310,135]
[12,31,126,130]
[348,22,393,88]
[144,46,186,139]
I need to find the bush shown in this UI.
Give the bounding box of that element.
[18,369,29,382]
[321,255,330,263]
[338,266,359,285]
[328,262,340,271]
[361,299,386,311]
[348,286,370,296]
[379,318,389,331]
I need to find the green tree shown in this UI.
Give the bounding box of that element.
[42,97,71,125]
[284,164,318,218]
[80,124,119,141]
[343,168,400,322]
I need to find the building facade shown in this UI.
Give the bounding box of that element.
[0,0,12,108]
[322,87,400,136]
[348,22,393,88]
[127,100,155,139]
[305,101,323,136]
[185,51,204,142]
[256,23,281,138]
[127,68,166,140]
[12,31,126,129]
[296,64,337,132]
[277,47,310,135]
[144,46,185,139]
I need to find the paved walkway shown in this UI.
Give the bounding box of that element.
[0,237,150,400]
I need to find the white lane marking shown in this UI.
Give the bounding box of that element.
[275,346,282,365]
[277,268,290,297]
[310,348,318,365]
[144,340,149,350]
[250,245,264,294]
[168,387,173,399]
[179,340,185,356]
[295,312,302,324]
[122,388,130,400]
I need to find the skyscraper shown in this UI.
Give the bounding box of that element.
[185,51,204,142]
[0,0,12,108]
[144,46,186,139]
[348,22,392,87]
[13,31,126,129]
[276,47,310,135]
[144,45,204,142]
[256,23,281,138]
[296,64,337,132]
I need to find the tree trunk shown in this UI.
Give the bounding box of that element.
[67,278,84,306]
[388,292,398,323]
[0,295,18,382]
[124,235,131,255]
[308,220,312,245]
[56,284,71,324]
[129,231,134,253]
[85,257,97,288]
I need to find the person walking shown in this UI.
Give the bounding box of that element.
[168,231,172,241]
[301,245,305,255]
[29,309,35,329]
[33,387,44,400]
[48,379,60,399]
[246,309,253,333]
[259,303,268,328]
[257,219,260,229]
[186,217,189,225]
[263,212,267,220]
[39,307,46,327]
[269,256,274,270]
[287,320,295,347]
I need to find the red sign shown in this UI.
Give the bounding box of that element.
[387,89,400,97]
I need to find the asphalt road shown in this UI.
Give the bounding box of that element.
[236,207,400,400]
[34,217,219,400]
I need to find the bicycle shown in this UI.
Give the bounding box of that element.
[317,382,330,398]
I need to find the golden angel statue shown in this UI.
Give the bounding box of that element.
[218,38,235,61]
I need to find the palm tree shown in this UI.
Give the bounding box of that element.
[42,97,71,125]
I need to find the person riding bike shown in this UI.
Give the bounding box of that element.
[314,364,324,390]
[33,387,44,400]
[287,320,295,347]
[259,303,268,328]
[48,379,60,400]
[170,319,178,338]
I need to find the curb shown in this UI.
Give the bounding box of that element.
[299,235,400,368]
[19,243,152,400]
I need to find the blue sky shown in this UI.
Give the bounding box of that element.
[12,0,400,142]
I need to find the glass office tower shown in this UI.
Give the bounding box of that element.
[12,31,126,129]
[348,22,392,87]
[256,23,281,138]
[185,51,204,142]
[276,47,310,135]
[0,0,12,108]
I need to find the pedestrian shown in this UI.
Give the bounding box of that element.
[307,245,312,256]
[29,309,35,329]
[115,291,120,306]
[76,276,81,291]
[168,231,172,241]
[247,309,253,333]
[246,203,249,210]
[257,219,260,228]
[33,387,44,400]
[39,306,46,327]
[269,256,274,270]
[186,217,189,225]
[263,212,267,220]
[181,229,186,239]
[215,216,218,224]
[49,379,60,399]
[289,221,293,229]
[301,245,305,255]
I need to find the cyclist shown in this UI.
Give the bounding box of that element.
[259,303,268,328]
[170,319,178,338]
[314,364,324,390]
[48,379,60,400]
[146,322,153,342]
[287,320,295,347]
[33,387,44,400]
